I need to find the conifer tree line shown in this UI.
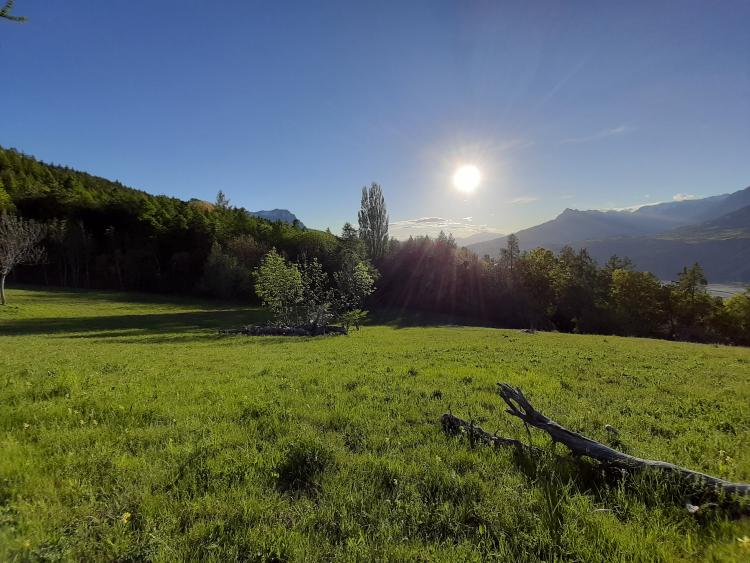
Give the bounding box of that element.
[1,146,748,344]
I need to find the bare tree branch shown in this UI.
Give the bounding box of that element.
[440,412,541,453]
[0,0,27,23]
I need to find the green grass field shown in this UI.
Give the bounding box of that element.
[1,288,749,561]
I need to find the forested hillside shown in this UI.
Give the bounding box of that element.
[0,146,339,294]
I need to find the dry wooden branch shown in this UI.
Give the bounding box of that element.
[440,412,540,453]
[441,383,750,498]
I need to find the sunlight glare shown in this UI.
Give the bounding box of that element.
[453,165,481,193]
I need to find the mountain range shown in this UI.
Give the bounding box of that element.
[467,186,750,282]
[455,231,505,246]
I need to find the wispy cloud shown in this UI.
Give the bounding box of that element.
[604,203,651,212]
[534,56,591,112]
[672,193,697,201]
[494,139,535,152]
[561,125,633,144]
[390,216,500,240]
[510,196,539,205]
[604,196,686,211]
[409,217,447,224]
[392,217,467,230]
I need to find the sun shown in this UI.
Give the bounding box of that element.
[453,165,481,193]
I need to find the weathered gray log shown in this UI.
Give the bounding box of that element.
[442,383,750,498]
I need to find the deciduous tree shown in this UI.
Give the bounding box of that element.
[334,258,375,311]
[0,213,46,304]
[297,256,332,327]
[609,269,663,336]
[253,249,303,325]
[720,290,750,345]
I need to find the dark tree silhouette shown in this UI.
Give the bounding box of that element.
[0,1,27,22]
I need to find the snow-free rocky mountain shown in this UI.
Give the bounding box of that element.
[467,186,750,282]
[249,209,305,228]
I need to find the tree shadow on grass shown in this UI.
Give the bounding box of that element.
[5,284,251,309]
[86,333,327,345]
[368,307,499,330]
[0,309,268,339]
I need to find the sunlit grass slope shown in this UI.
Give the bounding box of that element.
[1,288,749,561]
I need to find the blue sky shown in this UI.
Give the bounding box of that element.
[2,1,749,239]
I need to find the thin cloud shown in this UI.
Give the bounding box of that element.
[605,203,650,212]
[602,194,700,211]
[390,216,500,239]
[561,125,633,144]
[494,139,535,152]
[391,217,459,229]
[673,193,697,201]
[537,56,591,110]
[510,196,539,205]
[411,217,447,223]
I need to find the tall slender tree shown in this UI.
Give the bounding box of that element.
[673,262,711,333]
[677,262,707,302]
[500,233,520,277]
[358,183,389,261]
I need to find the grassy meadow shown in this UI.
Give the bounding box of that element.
[1,287,749,561]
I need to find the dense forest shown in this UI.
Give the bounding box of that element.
[0,146,341,294]
[1,146,749,345]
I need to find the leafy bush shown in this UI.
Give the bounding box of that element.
[297,256,334,327]
[339,309,368,333]
[253,249,375,331]
[253,249,303,325]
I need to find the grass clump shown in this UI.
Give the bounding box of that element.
[275,438,334,494]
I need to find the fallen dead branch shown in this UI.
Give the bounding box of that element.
[441,382,750,499]
[440,412,541,453]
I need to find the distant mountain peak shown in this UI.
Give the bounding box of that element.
[249,209,305,228]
